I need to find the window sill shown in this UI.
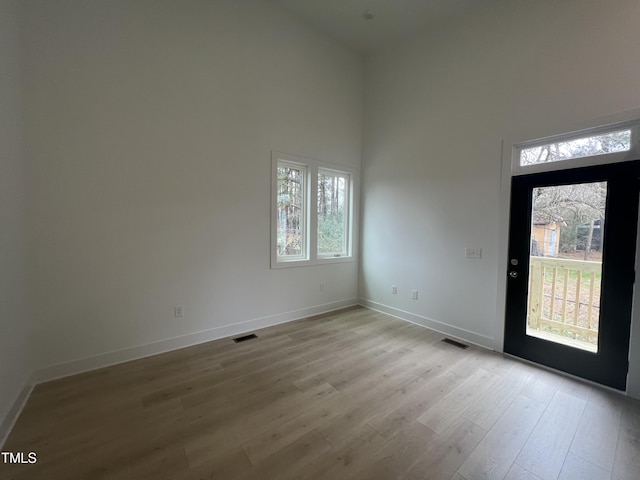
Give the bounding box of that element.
[271,255,354,269]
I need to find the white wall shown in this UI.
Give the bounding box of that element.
[0,0,32,442]
[360,0,640,360]
[630,202,640,398]
[12,0,640,407]
[20,0,362,375]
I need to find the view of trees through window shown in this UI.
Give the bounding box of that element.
[520,130,631,166]
[276,165,304,257]
[275,156,351,263]
[531,182,607,261]
[318,172,347,255]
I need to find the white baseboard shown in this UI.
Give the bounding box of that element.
[0,380,33,449]
[31,298,358,385]
[5,297,488,445]
[358,298,497,350]
[4,300,352,446]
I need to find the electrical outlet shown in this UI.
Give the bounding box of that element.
[391,285,398,294]
[411,290,418,300]
[174,305,184,317]
[320,282,325,292]
[465,248,482,259]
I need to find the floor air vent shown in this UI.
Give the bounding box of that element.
[233,333,257,343]
[441,338,468,349]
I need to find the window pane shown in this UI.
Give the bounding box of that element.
[526,181,607,352]
[277,165,305,257]
[520,130,631,166]
[318,172,347,255]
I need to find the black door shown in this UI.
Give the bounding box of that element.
[504,161,640,390]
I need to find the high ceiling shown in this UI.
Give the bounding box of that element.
[269,0,492,54]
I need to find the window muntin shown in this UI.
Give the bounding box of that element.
[276,161,307,260]
[519,129,631,167]
[317,170,349,257]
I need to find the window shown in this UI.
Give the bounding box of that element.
[513,120,640,175]
[271,152,354,268]
[276,161,307,260]
[520,129,631,166]
[317,169,349,257]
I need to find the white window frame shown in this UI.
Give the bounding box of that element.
[512,119,640,176]
[271,151,355,269]
[273,158,309,263]
[317,168,351,259]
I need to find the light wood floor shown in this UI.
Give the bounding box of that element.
[1,306,639,480]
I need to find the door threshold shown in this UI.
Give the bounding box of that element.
[503,351,626,396]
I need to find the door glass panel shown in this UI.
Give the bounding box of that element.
[526,181,607,352]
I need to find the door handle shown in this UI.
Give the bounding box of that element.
[509,271,518,278]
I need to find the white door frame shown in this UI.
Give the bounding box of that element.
[495,107,640,398]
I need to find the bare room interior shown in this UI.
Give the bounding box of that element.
[2,0,640,478]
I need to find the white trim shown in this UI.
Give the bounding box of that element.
[317,168,351,258]
[271,153,310,265]
[494,139,508,353]
[31,299,358,384]
[358,298,496,350]
[498,110,640,397]
[1,299,358,444]
[511,119,640,176]
[0,380,33,449]
[271,150,357,268]
[628,196,640,399]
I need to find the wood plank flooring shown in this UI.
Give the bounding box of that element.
[1,306,639,480]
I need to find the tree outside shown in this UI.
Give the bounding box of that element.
[276,167,348,257]
[317,172,347,255]
[532,181,606,261]
[276,166,304,256]
[520,129,630,166]
[527,181,607,350]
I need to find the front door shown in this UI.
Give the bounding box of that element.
[504,161,640,390]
